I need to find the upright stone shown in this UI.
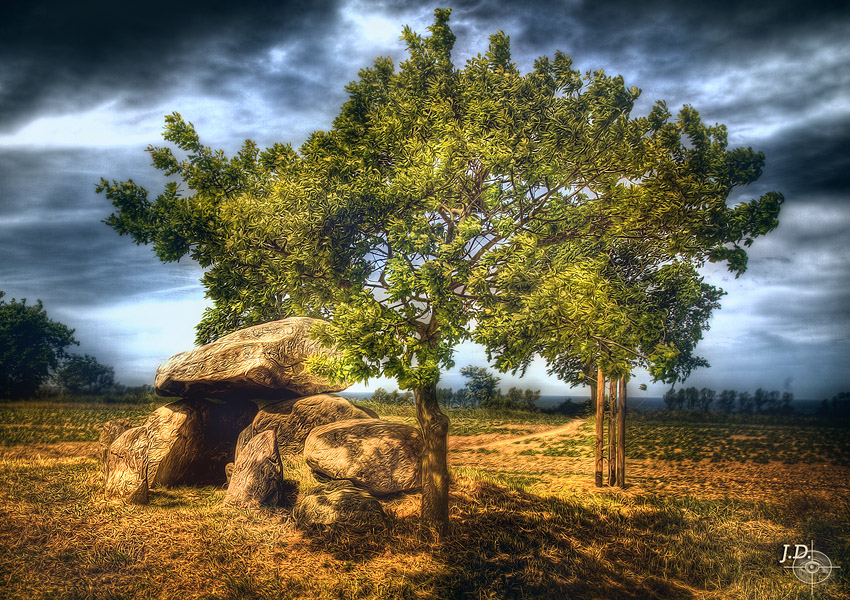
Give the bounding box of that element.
[154,317,351,400]
[224,430,285,508]
[144,397,258,487]
[105,426,149,504]
[99,419,132,465]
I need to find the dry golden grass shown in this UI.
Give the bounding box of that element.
[0,407,848,599]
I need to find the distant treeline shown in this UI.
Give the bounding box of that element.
[816,392,850,418]
[662,387,850,417]
[368,386,589,416]
[368,385,543,411]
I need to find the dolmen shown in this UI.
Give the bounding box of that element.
[102,317,422,531]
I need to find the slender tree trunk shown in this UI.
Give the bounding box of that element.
[595,367,605,487]
[415,382,450,537]
[608,378,617,486]
[616,377,627,488]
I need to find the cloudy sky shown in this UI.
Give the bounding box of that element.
[1,0,848,399]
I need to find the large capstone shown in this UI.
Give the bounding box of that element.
[304,419,423,495]
[154,317,351,400]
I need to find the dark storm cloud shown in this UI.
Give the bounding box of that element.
[457,0,850,64]
[759,116,850,198]
[0,0,343,132]
[2,0,848,393]
[0,147,202,308]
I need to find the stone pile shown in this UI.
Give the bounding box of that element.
[102,317,422,530]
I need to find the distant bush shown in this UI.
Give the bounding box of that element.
[19,383,159,405]
[439,367,542,412]
[545,398,591,417]
[369,387,414,406]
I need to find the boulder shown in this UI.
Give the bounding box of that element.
[105,426,149,504]
[304,419,422,495]
[224,430,286,508]
[99,419,132,465]
[144,397,258,487]
[293,480,386,531]
[154,317,351,400]
[249,394,376,455]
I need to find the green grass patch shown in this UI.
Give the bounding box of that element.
[625,412,850,465]
[0,401,162,445]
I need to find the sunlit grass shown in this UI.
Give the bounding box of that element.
[1,403,848,599]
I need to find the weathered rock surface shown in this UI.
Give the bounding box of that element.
[248,394,376,455]
[99,419,132,465]
[144,397,258,487]
[154,317,351,400]
[105,426,149,504]
[233,424,255,464]
[224,430,285,507]
[304,419,423,495]
[293,480,386,530]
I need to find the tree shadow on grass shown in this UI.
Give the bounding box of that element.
[294,477,698,599]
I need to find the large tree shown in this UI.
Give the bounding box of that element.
[99,10,781,533]
[0,292,78,399]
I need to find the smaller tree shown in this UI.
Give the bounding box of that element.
[370,387,389,403]
[437,388,455,408]
[738,391,754,414]
[832,392,850,417]
[521,389,541,411]
[0,292,78,399]
[663,388,677,411]
[685,387,699,411]
[698,388,715,412]
[56,354,116,395]
[458,366,501,409]
[753,388,768,413]
[503,386,540,411]
[717,389,737,413]
[764,390,781,413]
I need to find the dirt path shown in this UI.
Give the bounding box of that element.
[463,417,588,450]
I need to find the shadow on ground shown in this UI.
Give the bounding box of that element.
[294,477,702,599]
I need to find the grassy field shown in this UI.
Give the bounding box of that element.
[1,400,848,599]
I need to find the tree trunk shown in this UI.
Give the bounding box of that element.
[608,378,617,486]
[595,367,605,487]
[415,382,450,537]
[616,377,627,488]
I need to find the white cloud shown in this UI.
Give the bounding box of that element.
[0,101,163,148]
[54,292,210,385]
[343,10,400,46]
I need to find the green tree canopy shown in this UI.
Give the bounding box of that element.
[99,9,782,533]
[457,365,501,408]
[56,353,116,395]
[0,292,78,399]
